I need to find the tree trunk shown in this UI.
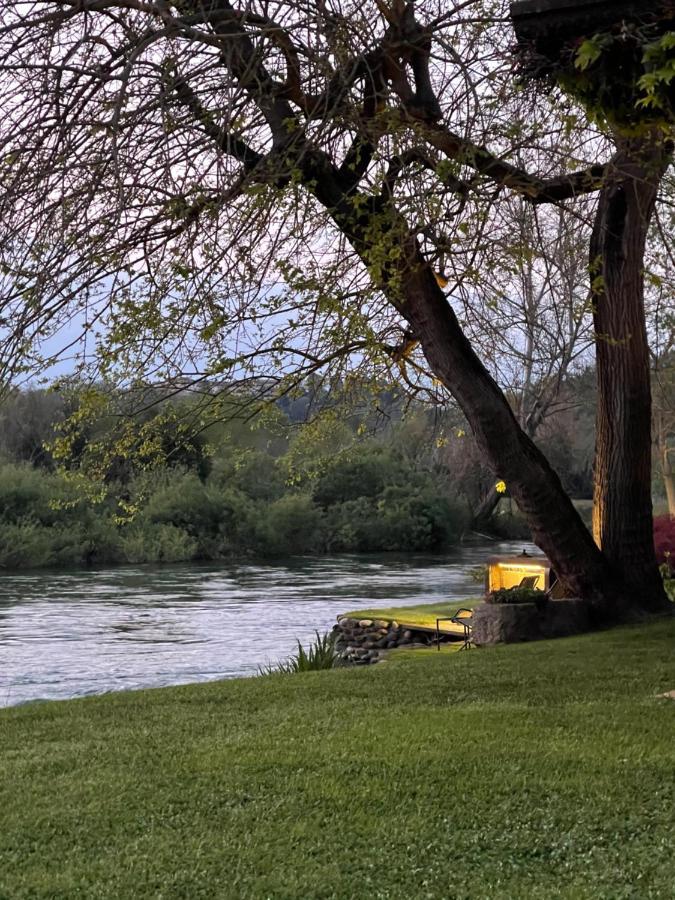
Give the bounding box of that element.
[472,484,502,530]
[391,245,626,617]
[590,140,671,612]
[471,395,551,530]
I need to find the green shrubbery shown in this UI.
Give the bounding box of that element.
[0,440,469,569]
[488,586,549,606]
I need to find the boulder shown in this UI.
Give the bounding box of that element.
[472,598,590,645]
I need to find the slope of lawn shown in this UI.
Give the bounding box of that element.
[1,619,674,899]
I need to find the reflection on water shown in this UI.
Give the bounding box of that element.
[0,543,532,707]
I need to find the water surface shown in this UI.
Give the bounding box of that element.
[0,543,530,706]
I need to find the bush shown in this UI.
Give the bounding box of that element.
[120,523,198,564]
[661,568,675,603]
[255,494,324,556]
[140,474,252,557]
[488,586,549,606]
[654,515,675,574]
[0,463,84,527]
[313,451,397,507]
[0,517,122,569]
[324,485,467,553]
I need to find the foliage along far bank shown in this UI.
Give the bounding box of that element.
[0,449,469,570]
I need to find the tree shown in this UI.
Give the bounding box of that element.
[0,0,673,618]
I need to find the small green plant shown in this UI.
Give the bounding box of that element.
[659,563,675,603]
[259,631,338,675]
[488,586,548,606]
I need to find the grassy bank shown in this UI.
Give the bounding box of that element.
[1,621,674,899]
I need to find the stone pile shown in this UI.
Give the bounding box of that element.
[332,617,435,666]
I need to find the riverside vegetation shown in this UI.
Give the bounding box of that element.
[3,376,673,572]
[0,382,526,570]
[1,618,674,899]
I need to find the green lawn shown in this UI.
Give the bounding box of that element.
[340,598,480,630]
[1,621,674,899]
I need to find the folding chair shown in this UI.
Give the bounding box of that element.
[435,607,474,651]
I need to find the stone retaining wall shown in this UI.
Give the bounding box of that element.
[472,598,590,645]
[332,617,438,666]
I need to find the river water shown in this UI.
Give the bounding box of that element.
[0,542,530,707]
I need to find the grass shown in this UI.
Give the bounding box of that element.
[1,620,674,899]
[340,597,480,630]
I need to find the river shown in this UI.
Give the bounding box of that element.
[0,542,531,707]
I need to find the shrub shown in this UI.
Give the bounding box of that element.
[120,523,198,564]
[0,521,60,569]
[0,463,84,527]
[140,474,253,557]
[313,451,397,507]
[255,494,324,556]
[654,515,675,574]
[488,586,549,606]
[228,451,286,502]
[0,517,122,569]
[324,485,467,553]
[661,567,675,603]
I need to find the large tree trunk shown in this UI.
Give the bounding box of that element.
[590,140,671,612]
[391,245,626,618]
[471,399,549,530]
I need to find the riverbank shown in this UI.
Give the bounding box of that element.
[2,619,674,898]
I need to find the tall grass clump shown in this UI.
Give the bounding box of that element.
[259,631,338,675]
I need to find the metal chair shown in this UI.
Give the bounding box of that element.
[436,608,474,651]
[518,575,540,589]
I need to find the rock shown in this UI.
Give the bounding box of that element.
[374,638,388,648]
[358,619,373,628]
[373,619,389,629]
[472,598,590,646]
[362,640,374,650]
[386,640,398,648]
[402,630,413,640]
[657,690,675,700]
